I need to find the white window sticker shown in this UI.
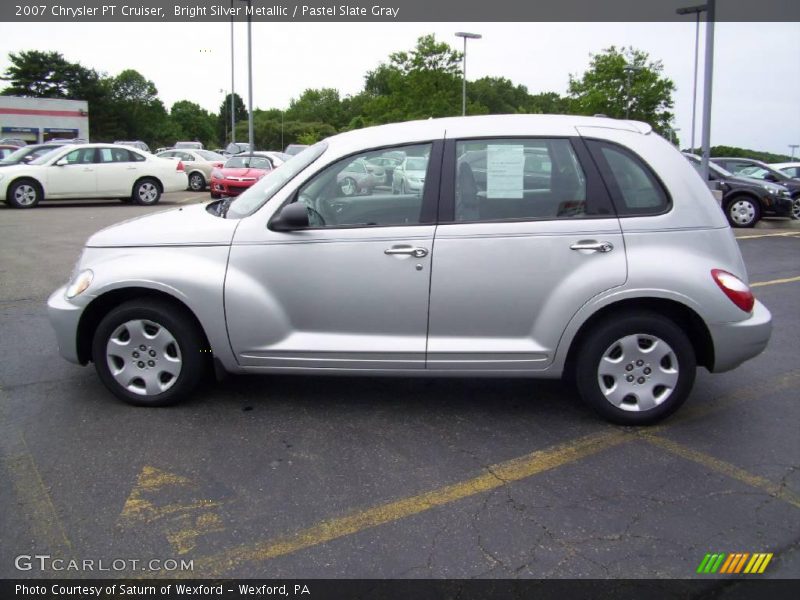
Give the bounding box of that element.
[487,144,525,199]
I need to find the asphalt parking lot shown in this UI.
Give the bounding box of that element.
[0,193,798,580]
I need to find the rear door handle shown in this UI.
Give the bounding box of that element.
[384,245,428,258]
[570,240,614,253]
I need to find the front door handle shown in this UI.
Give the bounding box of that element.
[384,245,429,258]
[570,240,614,253]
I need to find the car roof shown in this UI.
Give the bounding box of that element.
[323,114,653,156]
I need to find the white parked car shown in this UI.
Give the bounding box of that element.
[770,162,800,179]
[0,143,188,208]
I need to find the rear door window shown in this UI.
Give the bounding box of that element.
[452,138,597,222]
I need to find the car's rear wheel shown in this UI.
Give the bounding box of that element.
[92,299,206,407]
[574,312,696,425]
[726,196,760,228]
[188,172,206,192]
[132,178,161,206]
[7,179,41,208]
[791,196,800,220]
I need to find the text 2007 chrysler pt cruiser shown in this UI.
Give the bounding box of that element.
[48,115,772,424]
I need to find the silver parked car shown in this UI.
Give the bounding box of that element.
[47,115,771,424]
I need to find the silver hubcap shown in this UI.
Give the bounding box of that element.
[14,184,37,206]
[106,319,182,396]
[729,200,755,226]
[190,174,203,190]
[137,182,158,203]
[597,334,679,412]
[792,197,800,220]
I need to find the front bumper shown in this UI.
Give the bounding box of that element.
[763,194,793,217]
[708,299,772,372]
[211,177,257,197]
[47,285,84,364]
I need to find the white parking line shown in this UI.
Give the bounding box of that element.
[736,232,800,240]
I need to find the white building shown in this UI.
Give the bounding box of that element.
[0,96,89,143]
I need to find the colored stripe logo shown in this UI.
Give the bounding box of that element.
[697,552,773,574]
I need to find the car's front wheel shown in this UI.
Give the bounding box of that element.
[574,312,696,425]
[726,196,760,228]
[132,178,161,206]
[7,179,41,208]
[791,196,800,220]
[92,299,207,406]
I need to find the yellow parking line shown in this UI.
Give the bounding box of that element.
[177,369,800,577]
[0,397,73,557]
[188,430,631,576]
[751,275,800,288]
[642,434,800,510]
[736,232,800,240]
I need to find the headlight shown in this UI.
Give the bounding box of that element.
[65,269,93,299]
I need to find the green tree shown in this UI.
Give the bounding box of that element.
[286,88,345,129]
[1,50,77,97]
[170,100,216,147]
[110,69,171,147]
[568,46,676,135]
[218,92,248,145]
[362,34,463,122]
[467,77,532,114]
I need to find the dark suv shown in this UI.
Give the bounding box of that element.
[684,154,793,227]
[711,157,800,220]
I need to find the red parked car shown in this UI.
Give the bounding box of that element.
[210,154,274,198]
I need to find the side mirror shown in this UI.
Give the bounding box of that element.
[763,173,778,182]
[55,158,68,166]
[270,202,310,231]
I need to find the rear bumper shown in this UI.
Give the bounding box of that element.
[708,300,772,372]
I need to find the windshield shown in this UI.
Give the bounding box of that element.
[224,155,272,170]
[226,142,327,219]
[197,150,224,161]
[29,147,69,165]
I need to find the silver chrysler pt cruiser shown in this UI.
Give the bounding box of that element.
[48,115,772,424]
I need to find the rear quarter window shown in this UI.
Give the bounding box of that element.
[587,140,671,217]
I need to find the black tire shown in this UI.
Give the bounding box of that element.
[210,191,221,199]
[188,172,206,192]
[574,311,696,425]
[92,299,207,407]
[725,196,760,228]
[132,178,161,206]
[7,179,41,208]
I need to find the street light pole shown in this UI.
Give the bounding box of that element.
[699,0,715,182]
[238,0,254,151]
[790,144,799,159]
[623,64,642,120]
[230,0,235,145]
[677,4,707,153]
[455,32,481,117]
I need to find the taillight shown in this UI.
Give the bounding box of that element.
[213,162,224,168]
[711,269,754,313]
[176,160,185,172]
